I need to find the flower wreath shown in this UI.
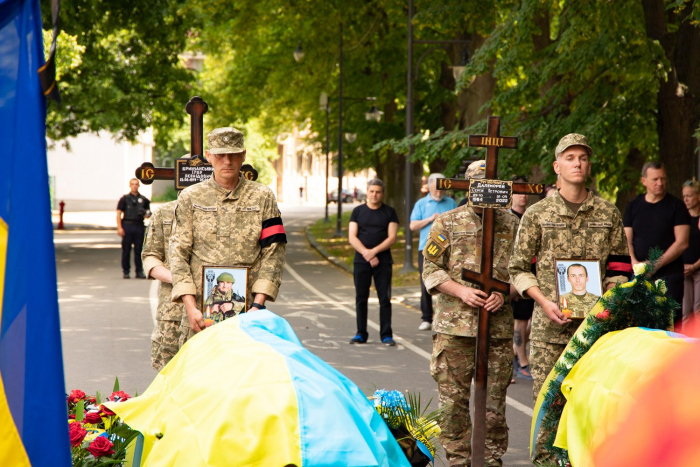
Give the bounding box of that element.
[371,389,442,467]
[537,248,677,466]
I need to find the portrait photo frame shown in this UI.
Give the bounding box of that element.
[554,259,603,319]
[201,265,249,328]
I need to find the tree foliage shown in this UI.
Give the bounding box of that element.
[43,0,197,147]
[382,0,700,203]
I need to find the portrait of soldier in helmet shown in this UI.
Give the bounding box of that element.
[201,267,248,326]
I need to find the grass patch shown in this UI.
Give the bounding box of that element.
[308,211,421,287]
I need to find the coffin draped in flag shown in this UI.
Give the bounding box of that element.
[105,310,411,467]
[0,0,70,466]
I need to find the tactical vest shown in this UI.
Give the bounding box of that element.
[123,195,146,223]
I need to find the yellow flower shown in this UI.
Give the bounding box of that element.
[655,279,668,295]
[633,263,647,276]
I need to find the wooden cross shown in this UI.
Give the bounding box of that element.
[440,116,543,467]
[135,96,257,188]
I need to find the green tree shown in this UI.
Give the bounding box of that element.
[43,0,197,147]
[383,0,700,205]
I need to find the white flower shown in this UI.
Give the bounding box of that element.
[633,262,647,276]
[655,279,668,295]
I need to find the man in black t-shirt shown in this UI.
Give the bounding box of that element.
[624,162,690,324]
[117,178,151,279]
[348,179,399,346]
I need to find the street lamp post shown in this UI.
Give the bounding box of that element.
[320,92,331,222]
[402,0,469,273]
[295,26,382,236]
[336,21,345,237]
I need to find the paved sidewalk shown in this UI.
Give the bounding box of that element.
[304,226,422,311]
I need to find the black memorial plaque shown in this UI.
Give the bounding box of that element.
[468,179,513,209]
[175,157,214,190]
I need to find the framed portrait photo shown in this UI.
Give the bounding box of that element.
[201,265,249,328]
[554,259,603,319]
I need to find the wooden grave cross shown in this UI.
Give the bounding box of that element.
[135,96,257,189]
[437,116,543,467]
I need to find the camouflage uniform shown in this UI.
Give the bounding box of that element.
[142,200,185,371]
[560,291,600,318]
[170,175,287,347]
[423,200,519,467]
[203,286,245,323]
[508,190,630,462]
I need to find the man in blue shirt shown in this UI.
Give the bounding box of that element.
[410,173,458,330]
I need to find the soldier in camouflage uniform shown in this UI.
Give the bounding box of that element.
[169,127,287,346]
[508,134,632,464]
[142,199,184,371]
[203,272,245,324]
[422,160,519,467]
[559,263,600,318]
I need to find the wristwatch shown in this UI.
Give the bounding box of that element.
[250,302,266,310]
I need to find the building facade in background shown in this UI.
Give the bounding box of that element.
[273,127,375,205]
[48,130,154,211]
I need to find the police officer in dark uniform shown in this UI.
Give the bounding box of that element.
[117,178,151,278]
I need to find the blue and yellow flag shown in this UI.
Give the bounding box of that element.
[107,311,411,467]
[0,0,71,465]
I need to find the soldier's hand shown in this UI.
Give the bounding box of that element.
[542,300,571,325]
[485,292,505,312]
[117,227,125,237]
[187,307,206,333]
[460,287,488,309]
[369,257,379,267]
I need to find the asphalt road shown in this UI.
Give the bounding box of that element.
[56,204,535,466]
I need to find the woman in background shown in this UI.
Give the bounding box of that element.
[682,180,700,329]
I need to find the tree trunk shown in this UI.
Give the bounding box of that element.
[642,0,700,198]
[614,147,646,212]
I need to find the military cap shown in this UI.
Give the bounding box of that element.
[465,160,486,180]
[555,133,592,158]
[217,272,235,283]
[207,127,245,155]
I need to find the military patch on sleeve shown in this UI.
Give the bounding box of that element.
[425,231,448,260]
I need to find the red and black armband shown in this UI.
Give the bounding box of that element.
[605,254,632,280]
[260,216,287,247]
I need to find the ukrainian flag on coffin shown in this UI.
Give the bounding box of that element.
[553,327,695,467]
[105,310,411,467]
[0,0,71,466]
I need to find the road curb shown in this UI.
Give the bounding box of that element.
[304,226,353,275]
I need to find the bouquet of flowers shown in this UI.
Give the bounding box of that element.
[66,378,140,466]
[371,389,442,467]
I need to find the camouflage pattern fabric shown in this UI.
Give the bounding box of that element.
[150,320,181,371]
[422,205,520,338]
[431,333,513,466]
[560,291,600,318]
[141,201,186,370]
[203,287,245,323]
[554,133,592,158]
[170,175,286,344]
[207,127,245,155]
[508,191,629,345]
[530,340,567,465]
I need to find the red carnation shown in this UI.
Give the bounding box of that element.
[109,391,130,402]
[68,389,86,404]
[84,411,102,425]
[596,309,611,320]
[87,396,97,404]
[86,436,114,457]
[68,421,87,447]
[68,413,76,420]
[99,404,115,417]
